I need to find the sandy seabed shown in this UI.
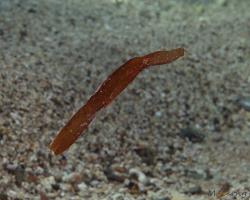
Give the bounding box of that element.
[0,0,250,199]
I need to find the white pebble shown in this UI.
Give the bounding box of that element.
[78,182,87,191]
[41,176,56,191]
[129,168,148,185]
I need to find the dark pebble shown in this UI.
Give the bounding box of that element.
[134,146,156,165]
[184,169,207,180]
[0,193,8,200]
[14,165,26,186]
[27,8,36,13]
[3,164,26,186]
[156,197,171,200]
[52,183,60,191]
[0,29,4,36]
[179,127,205,143]
[184,185,203,195]
[211,134,223,142]
[237,96,250,111]
[104,167,125,183]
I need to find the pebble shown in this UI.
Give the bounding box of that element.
[51,183,60,191]
[129,168,148,185]
[90,180,100,187]
[4,164,26,186]
[34,166,44,175]
[170,190,189,200]
[184,168,208,180]
[237,96,250,111]
[60,183,73,192]
[179,127,205,143]
[184,185,203,195]
[211,134,224,142]
[134,145,156,165]
[155,111,162,117]
[109,193,125,200]
[62,172,81,184]
[77,182,87,191]
[7,190,17,199]
[41,176,56,191]
[4,163,18,173]
[147,190,172,200]
[104,167,125,183]
[14,165,26,186]
[0,193,8,200]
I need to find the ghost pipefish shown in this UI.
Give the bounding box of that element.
[49,48,185,155]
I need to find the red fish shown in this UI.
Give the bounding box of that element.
[49,48,184,155]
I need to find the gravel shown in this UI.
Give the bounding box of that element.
[0,0,250,199]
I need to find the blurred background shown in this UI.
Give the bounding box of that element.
[0,0,249,199]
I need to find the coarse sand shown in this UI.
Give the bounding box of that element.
[0,0,250,199]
